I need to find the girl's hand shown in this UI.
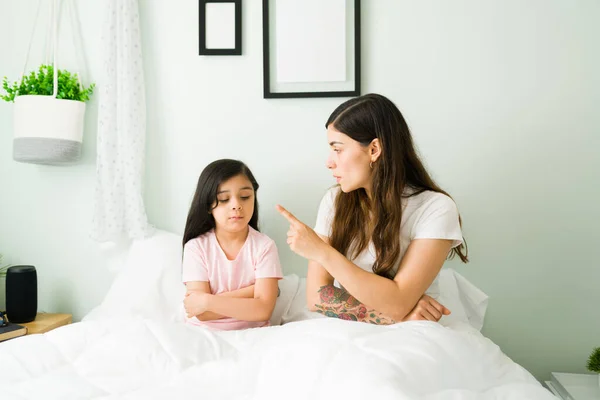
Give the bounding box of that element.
[402,294,450,322]
[276,205,329,263]
[184,291,210,318]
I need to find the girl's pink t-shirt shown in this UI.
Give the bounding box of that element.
[181,226,283,330]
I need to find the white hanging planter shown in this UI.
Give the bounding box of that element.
[7,0,92,165]
[13,95,86,164]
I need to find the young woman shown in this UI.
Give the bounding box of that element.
[278,93,467,324]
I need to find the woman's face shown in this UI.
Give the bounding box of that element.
[326,126,372,193]
[210,174,255,234]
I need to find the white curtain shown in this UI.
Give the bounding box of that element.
[91,0,153,242]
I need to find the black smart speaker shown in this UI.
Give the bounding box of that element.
[5,265,37,323]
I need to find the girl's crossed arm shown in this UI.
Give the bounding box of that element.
[184,279,278,322]
[185,282,256,321]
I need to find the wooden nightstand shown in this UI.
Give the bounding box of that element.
[21,313,72,334]
[545,372,600,399]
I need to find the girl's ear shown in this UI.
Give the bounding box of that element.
[370,138,382,162]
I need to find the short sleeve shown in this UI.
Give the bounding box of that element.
[314,187,338,238]
[412,194,463,248]
[181,240,209,283]
[254,240,283,279]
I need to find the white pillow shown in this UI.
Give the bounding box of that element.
[84,230,185,322]
[85,229,299,326]
[281,268,488,330]
[271,274,300,325]
[280,278,320,324]
[428,268,489,330]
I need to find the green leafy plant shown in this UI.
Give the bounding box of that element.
[588,347,600,373]
[1,64,95,102]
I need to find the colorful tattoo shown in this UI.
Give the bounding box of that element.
[315,285,396,325]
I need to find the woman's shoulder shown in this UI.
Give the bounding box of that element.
[404,189,458,213]
[320,185,341,206]
[324,185,341,198]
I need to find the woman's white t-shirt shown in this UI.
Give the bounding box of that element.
[313,186,463,279]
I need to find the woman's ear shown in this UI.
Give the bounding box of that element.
[370,138,382,162]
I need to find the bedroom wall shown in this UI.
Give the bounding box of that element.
[0,0,113,322]
[0,0,598,382]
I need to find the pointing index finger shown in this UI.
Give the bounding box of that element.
[276,205,301,226]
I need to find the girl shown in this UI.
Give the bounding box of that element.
[278,93,466,324]
[182,159,282,330]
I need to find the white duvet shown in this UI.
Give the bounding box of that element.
[0,231,555,399]
[1,317,554,400]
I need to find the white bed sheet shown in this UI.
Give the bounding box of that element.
[1,317,554,399]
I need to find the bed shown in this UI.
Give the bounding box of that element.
[0,230,555,399]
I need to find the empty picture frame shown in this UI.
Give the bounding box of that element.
[199,0,242,55]
[262,0,361,98]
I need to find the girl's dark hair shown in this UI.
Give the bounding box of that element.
[182,159,259,248]
[326,94,468,279]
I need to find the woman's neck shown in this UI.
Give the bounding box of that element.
[364,181,373,200]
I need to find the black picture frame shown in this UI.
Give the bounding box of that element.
[262,0,361,99]
[199,0,242,56]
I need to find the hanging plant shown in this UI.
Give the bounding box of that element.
[3,0,95,165]
[1,64,95,103]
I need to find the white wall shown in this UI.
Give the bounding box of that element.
[0,0,113,320]
[0,0,598,382]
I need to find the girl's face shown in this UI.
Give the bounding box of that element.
[326,126,372,193]
[211,174,255,234]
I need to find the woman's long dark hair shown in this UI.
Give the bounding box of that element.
[182,159,260,249]
[326,94,468,279]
